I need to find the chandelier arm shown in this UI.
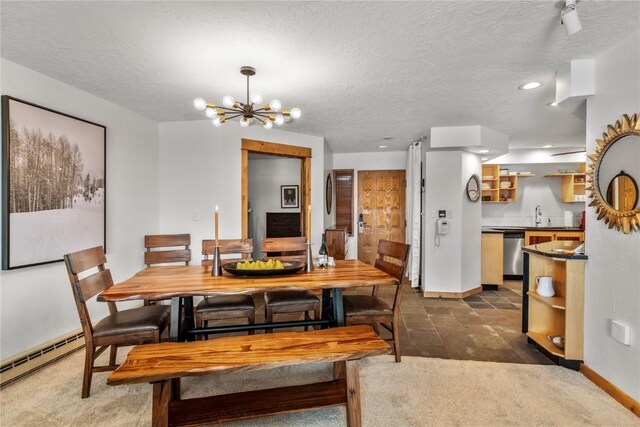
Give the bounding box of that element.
[254,112,271,118]
[217,106,242,112]
[225,113,244,121]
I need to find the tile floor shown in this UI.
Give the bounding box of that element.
[202,280,552,365]
[392,280,552,364]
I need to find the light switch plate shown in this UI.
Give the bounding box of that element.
[611,320,630,345]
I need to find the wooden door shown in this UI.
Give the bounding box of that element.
[357,170,406,266]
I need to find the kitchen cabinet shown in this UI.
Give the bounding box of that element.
[481,232,503,287]
[481,164,535,204]
[522,240,586,369]
[544,163,586,203]
[325,226,349,260]
[525,230,584,246]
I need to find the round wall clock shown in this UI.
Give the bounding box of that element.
[466,174,481,202]
[326,173,333,214]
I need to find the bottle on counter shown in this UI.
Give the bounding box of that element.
[319,233,328,266]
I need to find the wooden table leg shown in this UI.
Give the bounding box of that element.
[183,297,195,342]
[333,361,345,380]
[169,297,182,342]
[345,360,361,427]
[333,288,345,326]
[152,380,172,427]
[321,289,332,329]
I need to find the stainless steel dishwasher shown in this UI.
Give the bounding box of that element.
[503,231,524,276]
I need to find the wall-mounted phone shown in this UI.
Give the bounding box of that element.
[435,218,450,247]
[436,218,450,235]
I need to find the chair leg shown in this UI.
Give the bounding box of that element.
[109,345,118,366]
[81,344,95,399]
[265,306,274,334]
[304,311,310,331]
[313,303,321,330]
[392,321,401,363]
[248,311,255,335]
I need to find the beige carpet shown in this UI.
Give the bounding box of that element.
[1,348,638,426]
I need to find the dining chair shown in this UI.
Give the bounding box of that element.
[196,239,256,338]
[64,246,170,398]
[144,233,191,267]
[143,233,191,305]
[262,237,320,333]
[342,239,410,362]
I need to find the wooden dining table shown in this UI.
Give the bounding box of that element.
[98,260,397,341]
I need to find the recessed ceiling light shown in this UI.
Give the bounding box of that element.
[543,144,554,148]
[547,101,559,107]
[378,145,388,149]
[519,82,542,90]
[481,157,489,161]
[478,149,490,154]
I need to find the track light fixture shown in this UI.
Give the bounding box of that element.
[560,0,582,36]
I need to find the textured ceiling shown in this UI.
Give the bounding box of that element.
[1,1,639,152]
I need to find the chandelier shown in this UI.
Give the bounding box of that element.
[193,66,301,129]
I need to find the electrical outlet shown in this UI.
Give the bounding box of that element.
[192,211,200,222]
[438,210,446,218]
[431,210,437,218]
[446,210,453,218]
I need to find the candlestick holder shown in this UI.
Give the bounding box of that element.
[211,245,222,276]
[305,242,313,272]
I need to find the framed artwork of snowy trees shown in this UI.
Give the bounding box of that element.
[2,96,106,269]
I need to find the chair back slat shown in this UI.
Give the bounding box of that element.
[202,239,254,266]
[144,234,191,248]
[144,249,191,265]
[262,237,307,254]
[65,246,107,275]
[144,234,191,266]
[77,269,114,303]
[377,239,410,264]
[374,259,404,283]
[202,239,253,256]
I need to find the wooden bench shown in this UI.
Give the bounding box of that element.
[107,326,390,427]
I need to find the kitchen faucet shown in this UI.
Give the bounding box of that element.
[535,205,542,227]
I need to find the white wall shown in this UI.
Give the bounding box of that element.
[158,121,324,264]
[482,163,585,227]
[422,151,481,294]
[584,33,640,401]
[332,151,407,258]
[248,157,301,259]
[0,59,160,359]
[460,152,482,293]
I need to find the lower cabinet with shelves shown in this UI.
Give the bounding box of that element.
[525,230,584,246]
[522,240,586,369]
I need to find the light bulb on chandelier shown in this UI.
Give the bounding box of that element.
[205,107,217,118]
[193,67,301,129]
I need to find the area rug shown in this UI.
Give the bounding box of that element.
[1,349,637,426]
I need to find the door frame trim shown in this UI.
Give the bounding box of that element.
[241,139,312,240]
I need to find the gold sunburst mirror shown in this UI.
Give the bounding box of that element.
[587,113,640,234]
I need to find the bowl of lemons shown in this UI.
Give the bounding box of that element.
[222,259,305,277]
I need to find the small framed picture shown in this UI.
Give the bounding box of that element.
[281,185,299,209]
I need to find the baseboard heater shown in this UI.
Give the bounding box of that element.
[0,329,85,388]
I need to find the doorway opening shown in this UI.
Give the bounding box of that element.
[241,139,311,258]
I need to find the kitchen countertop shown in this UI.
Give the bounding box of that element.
[482,226,584,234]
[523,241,588,260]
